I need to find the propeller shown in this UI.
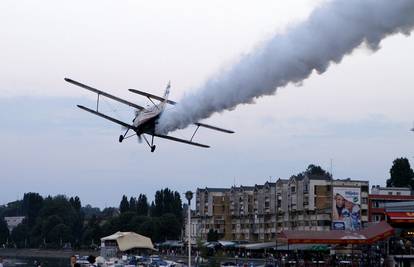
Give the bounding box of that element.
[137,134,142,143]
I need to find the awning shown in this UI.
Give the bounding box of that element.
[242,242,277,250]
[387,212,414,223]
[281,221,394,245]
[101,231,154,251]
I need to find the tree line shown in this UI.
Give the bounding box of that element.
[0,188,183,249]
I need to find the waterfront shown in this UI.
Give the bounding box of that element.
[2,257,68,267]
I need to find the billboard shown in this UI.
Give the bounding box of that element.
[332,187,361,231]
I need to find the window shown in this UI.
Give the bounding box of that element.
[397,192,401,195]
[291,187,296,193]
[388,192,393,195]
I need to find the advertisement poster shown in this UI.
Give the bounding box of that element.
[332,187,361,230]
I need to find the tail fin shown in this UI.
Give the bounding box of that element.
[159,81,171,111]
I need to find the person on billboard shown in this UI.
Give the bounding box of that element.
[342,200,353,230]
[332,193,345,220]
[351,204,361,230]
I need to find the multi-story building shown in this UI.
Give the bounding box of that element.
[195,187,230,240]
[368,185,414,222]
[191,176,370,242]
[229,185,255,241]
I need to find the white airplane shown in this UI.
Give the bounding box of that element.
[65,78,234,152]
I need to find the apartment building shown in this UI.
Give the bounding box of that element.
[195,187,230,240]
[191,176,369,242]
[368,185,414,222]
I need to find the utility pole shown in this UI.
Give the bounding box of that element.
[185,191,194,267]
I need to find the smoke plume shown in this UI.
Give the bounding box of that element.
[156,0,414,134]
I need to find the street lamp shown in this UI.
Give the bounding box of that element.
[185,191,193,267]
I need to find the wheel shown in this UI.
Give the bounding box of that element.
[151,145,156,152]
[119,135,124,143]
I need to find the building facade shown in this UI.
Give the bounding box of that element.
[368,185,414,222]
[191,175,370,242]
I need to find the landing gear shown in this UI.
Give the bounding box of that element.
[143,134,157,152]
[119,128,130,143]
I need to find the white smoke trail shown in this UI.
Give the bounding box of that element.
[156,0,414,134]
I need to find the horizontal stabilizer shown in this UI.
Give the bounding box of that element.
[195,122,235,134]
[153,133,210,148]
[77,105,136,130]
[129,89,177,105]
[65,78,144,110]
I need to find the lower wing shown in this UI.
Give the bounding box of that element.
[153,133,210,148]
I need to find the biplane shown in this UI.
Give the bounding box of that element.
[65,78,234,152]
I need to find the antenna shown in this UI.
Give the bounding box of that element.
[330,158,333,178]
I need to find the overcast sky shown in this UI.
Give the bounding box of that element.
[1,0,413,208]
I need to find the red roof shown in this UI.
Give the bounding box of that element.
[281,221,394,245]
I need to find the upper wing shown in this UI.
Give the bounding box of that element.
[129,89,177,105]
[153,133,210,148]
[65,78,145,110]
[77,105,136,130]
[195,122,235,134]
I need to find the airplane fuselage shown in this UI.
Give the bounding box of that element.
[133,105,163,135]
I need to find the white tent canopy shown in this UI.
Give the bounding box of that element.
[101,231,154,251]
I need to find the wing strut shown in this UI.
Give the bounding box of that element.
[190,125,200,142]
[77,105,136,130]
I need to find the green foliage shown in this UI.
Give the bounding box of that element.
[3,189,184,248]
[386,157,414,188]
[11,223,29,248]
[101,207,119,218]
[82,215,102,246]
[136,194,149,216]
[0,218,9,245]
[47,223,72,246]
[129,197,137,211]
[69,196,82,212]
[207,229,219,242]
[151,188,183,220]
[158,213,181,240]
[305,164,330,176]
[81,204,101,219]
[22,192,43,226]
[1,200,23,217]
[119,195,130,213]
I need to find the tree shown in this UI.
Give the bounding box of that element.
[0,218,9,245]
[207,229,219,242]
[81,204,100,219]
[69,196,82,212]
[101,207,119,218]
[81,215,102,247]
[129,197,137,212]
[158,213,181,241]
[386,158,414,188]
[136,194,149,216]
[11,223,29,248]
[305,164,329,176]
[152,188,183,218]
[47,224,72,248]
[119,195,130,213]
[22,192,43,226]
